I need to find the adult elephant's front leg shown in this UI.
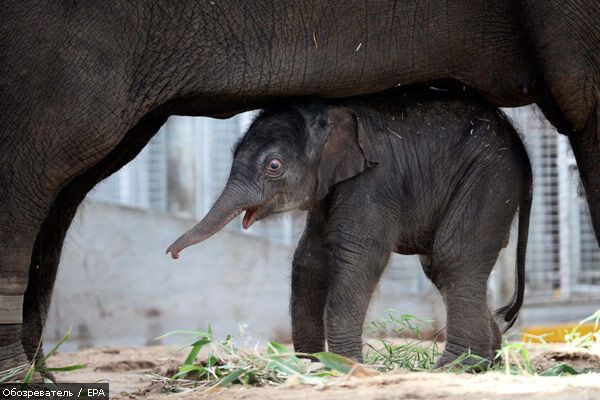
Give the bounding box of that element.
[0,167,59,375]
[291,212,329,355]
[569,108,600,244]
[21,113,167,371]
[325,229,392,362]
[21,185,87,372]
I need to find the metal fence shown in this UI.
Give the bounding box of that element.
[503,107,600,301]
[89,106,600,301]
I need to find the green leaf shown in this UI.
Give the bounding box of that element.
[0,365,28,383]
[39,329,72,365]
[217,369,245,386]
[206,355,218,368]
[400,314,417,321]
[266,342,304,375]
[21,366,34,385]
[184,337,211,366]
[267,359,303,376]
[155,330,212,340]
[267,341,293,354]
[171,365,207,380]
[297,374,328,385]
[541,363,580,376]
[579,309,600,326]
[314,352,357,374]
[37,364,86,372]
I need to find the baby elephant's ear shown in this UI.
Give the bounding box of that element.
[315,107,378,200]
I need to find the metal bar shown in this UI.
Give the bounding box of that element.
[557,135,572,300]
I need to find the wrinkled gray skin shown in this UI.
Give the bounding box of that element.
[167,88,532,365]
[1,0,598,376]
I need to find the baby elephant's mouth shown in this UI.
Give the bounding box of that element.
[242,207,260,229]
[242,196,289,229]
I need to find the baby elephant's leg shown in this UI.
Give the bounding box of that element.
[438,275,497,368]
[290,225,329,355]
[324,222,392,362]
[325,251,389,361]
[431,182,517,369]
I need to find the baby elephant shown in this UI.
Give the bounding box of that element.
[167,88,532,367]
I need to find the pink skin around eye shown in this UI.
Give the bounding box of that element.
[266,158,282,172]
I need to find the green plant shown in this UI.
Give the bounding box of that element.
[157,327,376,393]
[366,309,433,338]
[365,339,440,372]
[564,308,600,352]
[162,309,600,391]
[441,339,585,376]
[364,310,441,372]
[497,340,535,375]
[442,350,491,374]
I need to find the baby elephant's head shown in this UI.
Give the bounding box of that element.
[166,104,377,258]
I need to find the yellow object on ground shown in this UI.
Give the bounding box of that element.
[521,323,599,342]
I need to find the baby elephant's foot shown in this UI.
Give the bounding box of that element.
[435,342,493,372]
[327,342,364,363]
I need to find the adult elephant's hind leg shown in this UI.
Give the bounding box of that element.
[569,106,600,245]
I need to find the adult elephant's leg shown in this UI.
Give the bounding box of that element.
[21,205,74,381]
[569,108,600,243]
[0,164,60,373]
[20,111,168,373]
[522,0,600,244]
[291,209,329,355]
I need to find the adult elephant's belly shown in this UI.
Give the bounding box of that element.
[168,0,542,118]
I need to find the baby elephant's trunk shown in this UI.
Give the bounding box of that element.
[166,182,249,259]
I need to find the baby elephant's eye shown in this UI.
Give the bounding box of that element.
[269,160,281,170]
[264,157,284,176]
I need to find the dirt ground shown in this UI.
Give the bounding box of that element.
[50,343,600,400]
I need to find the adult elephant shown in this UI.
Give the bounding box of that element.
[0,0,598,374]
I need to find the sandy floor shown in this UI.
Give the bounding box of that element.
[49,344,600,399]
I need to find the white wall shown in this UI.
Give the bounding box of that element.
[45,201,440,351]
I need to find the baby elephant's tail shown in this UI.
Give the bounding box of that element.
[494,162,533,334]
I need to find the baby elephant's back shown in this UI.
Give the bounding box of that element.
[348,89,532,223]
[415,93,530,195]
[360,89,531,177]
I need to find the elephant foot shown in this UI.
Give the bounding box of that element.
[327,340,364,363]
[0,354,49,383]
[0,348,31,382]
[292,340,326,357]
[0,324,39,382]
[435,342,493,372]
